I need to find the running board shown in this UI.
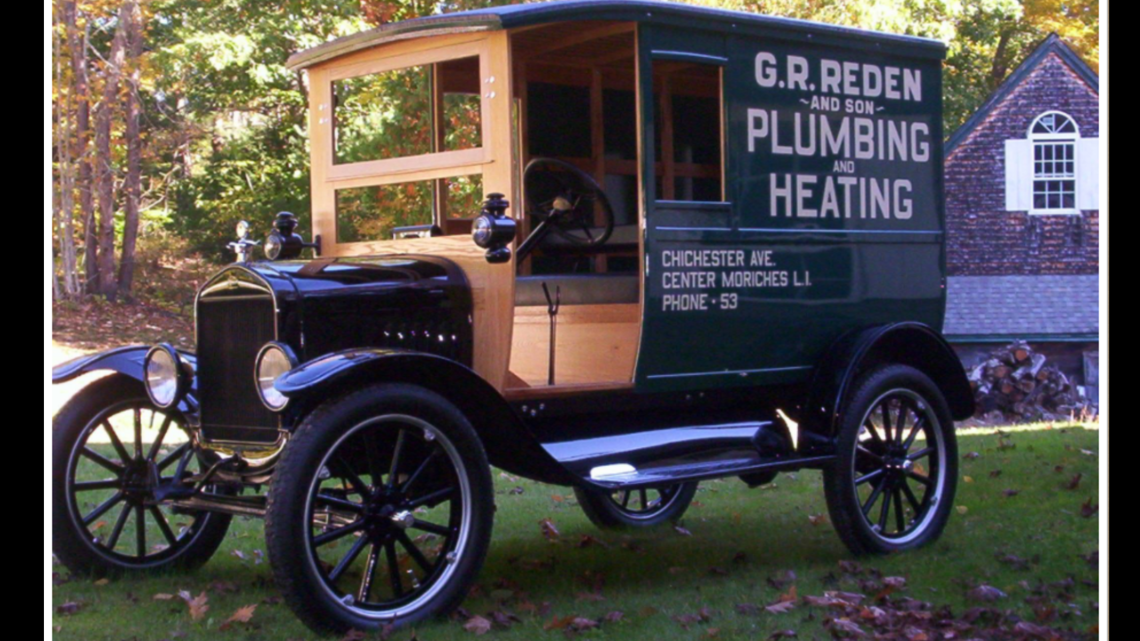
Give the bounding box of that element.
[583,454,836,490]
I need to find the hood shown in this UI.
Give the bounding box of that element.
[200,255,474,366]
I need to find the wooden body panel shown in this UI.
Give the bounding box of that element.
[509,304,640,388]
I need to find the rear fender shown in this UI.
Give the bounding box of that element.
[802,323,974,448]
[276,349,576,485]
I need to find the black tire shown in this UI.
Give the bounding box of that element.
[266,384,494,636]
[824,365,959,556]
[52,375,232,577]
[574,483,698,530]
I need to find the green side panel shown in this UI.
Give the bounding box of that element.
[636,25,948,393]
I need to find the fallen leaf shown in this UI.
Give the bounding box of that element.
[219,605,257,631]
[736,604,762,616]
[675,525,694,537]
[839,561,864,575]
[464,615,493,636]
[963,476,974,484]
[94,578,111,587]
[826,618,866,637]
[964,452,981,460]
[180,592,210,622]
[1003,489,1021,498]
[1065,473,1084,491]
[1081,499,1099,519]
[809,514,830,526]
[957,506,969,516]
[154,594,177,602]
[569,617,600,632]
[56,602,84,616]
[768,570,798,590]
[509,487,525,496]
[577,535,610,549]
[604,611,625,623]
[967,585,1008,603]
[997,554,1032,572]
[539,518,561,542]
[341,630,368,641]
[733,552,750,565]
[990,470,1004,479]
[707,628,721,638]
[1081,551,1099,569]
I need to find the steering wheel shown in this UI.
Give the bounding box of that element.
[518,158,615,262]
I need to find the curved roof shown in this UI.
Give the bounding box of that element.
[287,0,945,70]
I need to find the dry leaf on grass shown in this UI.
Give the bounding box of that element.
[179,591,210,622]
[464,615,493,636]
[539,518,562,542]
[967,585,1009,603]
[219,605,257,631]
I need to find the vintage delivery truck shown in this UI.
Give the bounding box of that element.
[52,1,973,634]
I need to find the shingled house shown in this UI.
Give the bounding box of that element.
[943,34,1100,403]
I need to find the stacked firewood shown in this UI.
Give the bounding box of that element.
[967,342,1091,423]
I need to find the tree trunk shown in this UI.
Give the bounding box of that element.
[56,7,80,298]
[118,0,142,297]
[95,2,129,299]
[65,1,95,293]
[990,26,1014,90]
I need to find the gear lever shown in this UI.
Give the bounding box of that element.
[542,283,561,386]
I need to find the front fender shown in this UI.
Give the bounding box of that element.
[277,349,577,486]
[54,346,199,385]
[802,323,974,444]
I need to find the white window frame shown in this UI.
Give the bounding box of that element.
[1028,111,1080,216]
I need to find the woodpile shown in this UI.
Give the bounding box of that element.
[967,341,1093,423]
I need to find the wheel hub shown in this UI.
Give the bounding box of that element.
[362,490,414,539]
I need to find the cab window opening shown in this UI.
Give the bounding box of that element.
[653,61,724,203]
[330,55,485,241]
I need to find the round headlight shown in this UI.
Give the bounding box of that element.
[255,343,297,411]
[264,232,284,261]
[144,344,186,409]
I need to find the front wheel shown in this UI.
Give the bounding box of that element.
[52,375,232,577]
[824,365,959,556]
[574,483,698,530]
[266,384,494,635]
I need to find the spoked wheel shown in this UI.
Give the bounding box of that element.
[825,365,958,556]
[52,375,232,576]
[575,482,698,530]
[267,384,494,635]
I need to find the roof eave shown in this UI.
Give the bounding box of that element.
[286,16,503,71]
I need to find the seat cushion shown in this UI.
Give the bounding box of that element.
[516,274,640,307]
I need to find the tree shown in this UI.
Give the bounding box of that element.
[94,1,130,298]
[118,0,143,295]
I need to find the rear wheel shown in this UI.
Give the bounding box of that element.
[824,365,958,556]
[52,375,232,577]
[266,384,494,635]
[574,483,698,530]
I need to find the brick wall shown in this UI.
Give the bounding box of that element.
[945,53,1100,276]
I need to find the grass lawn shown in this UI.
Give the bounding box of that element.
[51,423,1100,641]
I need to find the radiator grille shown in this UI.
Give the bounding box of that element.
[196,293,279,435]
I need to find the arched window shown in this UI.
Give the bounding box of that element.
[1029,112,1079,212]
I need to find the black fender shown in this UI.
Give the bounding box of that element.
[52,346,152,384]
[276,348,577,486]
[801,323,974,448]
[53,346,199,386]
